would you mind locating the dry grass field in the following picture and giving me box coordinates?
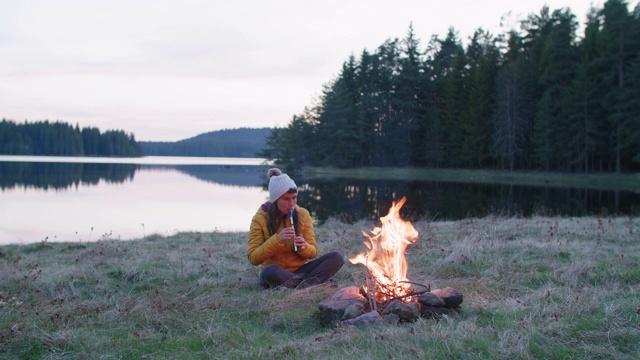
[1,214,639,359]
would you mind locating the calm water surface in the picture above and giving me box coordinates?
[1,155,638,245]
[0,156,270,244]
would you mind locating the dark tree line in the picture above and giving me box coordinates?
[261,0,640,173]
[0,119,143,157]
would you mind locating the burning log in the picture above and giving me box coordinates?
[355,276,431,310]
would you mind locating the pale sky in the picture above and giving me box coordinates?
[0,0,615,142]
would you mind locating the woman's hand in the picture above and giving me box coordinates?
[293,236,307,251]
[278,227,295,242]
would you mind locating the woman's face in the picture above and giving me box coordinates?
[276,191,297,215]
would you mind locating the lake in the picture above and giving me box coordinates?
[1,155,638,245]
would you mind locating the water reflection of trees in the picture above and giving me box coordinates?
[169,165,268,187]
[1,163,270,191]
[295,179,639,224]
[0,162,138,190]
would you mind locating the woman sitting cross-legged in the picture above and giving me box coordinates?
[247,168,344,289]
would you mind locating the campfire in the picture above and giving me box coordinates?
[349,197,423,305]
[318,197,464,326]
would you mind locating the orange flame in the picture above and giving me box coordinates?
[349,197,419,302]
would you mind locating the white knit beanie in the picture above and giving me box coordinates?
[267,168,297,203]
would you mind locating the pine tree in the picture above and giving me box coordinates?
[367,38,402,166]
[533,8,579,171]
[429,28,467,167]
[314,56,364,167]
[493,31,529,171]
[461,29,499,168]
[621,3,640,169]
[597,0,635,172]
[396,24,425,166]
[564,8,606,173]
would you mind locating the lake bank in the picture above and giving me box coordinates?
[298,166,640,192]
[1,215,638,358]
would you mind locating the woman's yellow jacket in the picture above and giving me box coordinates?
[247,204,318,271]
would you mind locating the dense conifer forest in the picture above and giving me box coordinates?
[260,1,640,173]
[140,128,271,158]
[0,119,142,157]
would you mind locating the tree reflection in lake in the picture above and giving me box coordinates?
[164,165,267,187]
[0,162,268,190]
[294,178,639,224]
[0,161,138,190]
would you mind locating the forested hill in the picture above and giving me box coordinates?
[140,128,271,158]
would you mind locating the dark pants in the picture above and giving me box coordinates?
[259,251,344,289]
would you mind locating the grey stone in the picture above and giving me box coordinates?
[418,292,446,307]
[318,286,368,325]
[431,287,463,308]
[341,311,383,327]
[383,313,400,325]
[331,286,366,301]
[341,303,365,320]
[383,299,420,322]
